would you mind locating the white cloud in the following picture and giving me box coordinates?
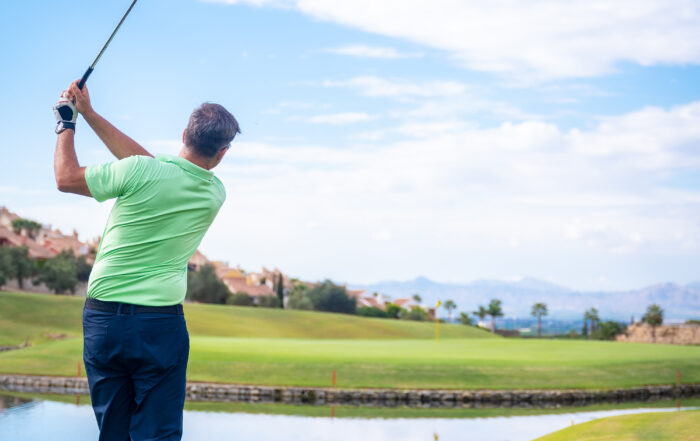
[325,45,423,59]
[306,112,377,124]
[193,101,700,287]
[205,0,700,80]
[323,76,468,99]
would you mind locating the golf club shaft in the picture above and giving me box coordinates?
[78,0,138,89]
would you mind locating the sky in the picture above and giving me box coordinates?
[1,0,700,291]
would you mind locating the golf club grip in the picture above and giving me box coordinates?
[77,67,94,90]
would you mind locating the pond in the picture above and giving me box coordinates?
[0,393,697,441]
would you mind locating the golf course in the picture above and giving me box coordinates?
[1,291,699,390]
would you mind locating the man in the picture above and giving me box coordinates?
[53,80,239,441]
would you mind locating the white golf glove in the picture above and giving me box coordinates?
[53,92,77,134]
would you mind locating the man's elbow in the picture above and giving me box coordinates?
[56,177,71,193]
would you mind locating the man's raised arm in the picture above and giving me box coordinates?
[68,80,153,160]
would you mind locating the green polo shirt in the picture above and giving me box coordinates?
[84,153,225,306]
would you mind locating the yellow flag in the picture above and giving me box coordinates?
[436,300,442,308]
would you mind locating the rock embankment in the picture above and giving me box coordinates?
[617,323,700,345]
[1,374,699,409]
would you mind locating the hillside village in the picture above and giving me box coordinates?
[0,206,428,315]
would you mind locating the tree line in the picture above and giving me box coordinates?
[0,246,91,294]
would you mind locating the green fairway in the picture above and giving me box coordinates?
[1,336,698,389]
[0,291,493,346]
[1,291,699,390]
[533,410,700,441]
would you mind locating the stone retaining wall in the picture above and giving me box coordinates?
[617,323,700,345]
[1,374,698,409]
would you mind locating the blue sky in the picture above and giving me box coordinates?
[1,0,700,290]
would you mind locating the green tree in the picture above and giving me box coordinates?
[0,247,11,286]
[385,303,404,319]
[642,304,664,343]
[473,305,488,326]
[402,305,429,321]
[487,299,504,332]
[412,293,422,303]
[307,280,356,314]
[11,218,42,238]
[357,306,388,318]
[443,300,457,321]
[75,255,92,282]
[35,250,78,294]
[257,295,281,308]
[592,320,627,340]
[531,302,548,337]
[227,292,254,306]
[287,282,313,310]
[2,246,37,289]
[584,308,600,337]
[459,312,473,326]
[186,263,230,304]
[275,273,285,309]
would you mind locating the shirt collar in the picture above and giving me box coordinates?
[156,154,214,181]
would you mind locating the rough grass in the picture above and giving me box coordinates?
[532,410,700,441]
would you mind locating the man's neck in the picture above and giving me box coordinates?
[179,148,213,170]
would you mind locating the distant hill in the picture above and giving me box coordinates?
[351,277,700,320]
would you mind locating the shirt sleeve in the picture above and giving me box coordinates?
[85,155,145,202]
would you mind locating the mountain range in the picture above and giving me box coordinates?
[350,277,700,320]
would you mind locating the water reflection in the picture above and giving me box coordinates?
[0,394,697,441]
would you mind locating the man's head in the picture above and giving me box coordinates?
[182,103,240,169]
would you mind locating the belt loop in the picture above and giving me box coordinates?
[130,304,134,315]
[117,303,123,315]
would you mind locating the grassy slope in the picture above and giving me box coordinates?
[1,291,699,390]
[533,410,700,441]
[0,291,493,345]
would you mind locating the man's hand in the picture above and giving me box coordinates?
[53,91,78,134]
[68,80,94,116]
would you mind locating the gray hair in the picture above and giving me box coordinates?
[184,103,241,158]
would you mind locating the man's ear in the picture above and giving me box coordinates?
[216,146,229,163]
[182,129,186,144]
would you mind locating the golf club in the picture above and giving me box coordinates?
[77,0,139,90]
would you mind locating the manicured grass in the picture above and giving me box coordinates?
[532,410,700,441]
[2,291,699,390]
[1,336,698,390]
[0,291,494,346]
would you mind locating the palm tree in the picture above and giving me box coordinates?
[642,304,664,343]
[473,305,488,327]
[412,293,422,304]
[487,299,504,332]
[444,300,456,321]
[458,312,473,326]
[584,308,600,337]
[531,302,548,337]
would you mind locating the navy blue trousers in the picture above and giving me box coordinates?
[82,300,189,441]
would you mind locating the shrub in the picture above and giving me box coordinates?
[186,263,230,304]
[257,295,281,308]
[357,306,388,318]
[227,292,254,306]
[35,250,78,294]
[593,321,627,340]
[307,280,356,314]
[385,303,404,319]
[402,306,430,321]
